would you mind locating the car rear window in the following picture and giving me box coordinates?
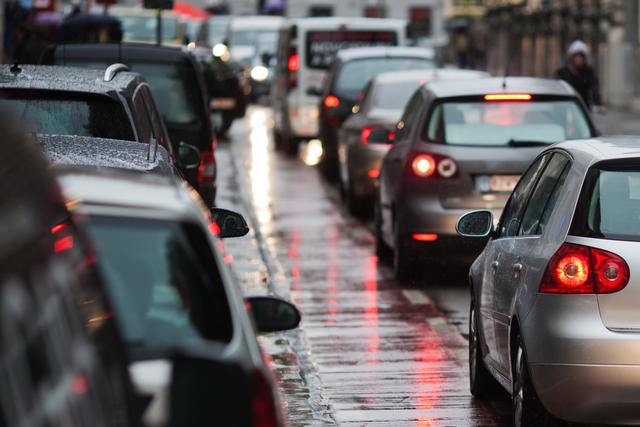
[86,216,234,355]
[335,58,434,99]
[572,163,640,241]
[0,91,135,141]
[424,99,592,146]
[306,30,398,69]
[372,80,422,110]
[115,14,179,43]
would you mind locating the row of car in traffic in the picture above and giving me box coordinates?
[297,32,640,426]
[0,40,300,427]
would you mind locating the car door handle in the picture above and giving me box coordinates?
[491,260,499,269]
[513,263,523,272]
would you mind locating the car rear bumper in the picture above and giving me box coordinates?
[523,294,640,424]
[346,144,389,199]
[530,363,640,424]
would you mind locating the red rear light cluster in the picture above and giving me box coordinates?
[287,47,299,90]
[360,126,394,145]
[250,370,279,427]
[540,243,630,294]
[409,153,458,179]
[198,150,215,184]
[324,95,340,108]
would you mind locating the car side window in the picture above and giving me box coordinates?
[132,88,152,144]
[141,86,170,152]
[395,92,423,140]
[496,154,550,238]
[536,161,570,235]
[519,154,570,236]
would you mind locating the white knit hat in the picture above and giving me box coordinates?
[567,40,589,58]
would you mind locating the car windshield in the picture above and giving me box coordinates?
[424,100,592,146]
[116,14,179,43]
[335,58,435,99]
[0,92,135,140]
[372,80,421,110]
[86,216,233,353]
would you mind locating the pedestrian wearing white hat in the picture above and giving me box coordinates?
[555,40,605,112]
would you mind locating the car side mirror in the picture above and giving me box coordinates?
[247,296,301,334]
[456,210,493,237]
[177,142,201,170]
[210,208,249,238]
[306,87,323,97]
[368,128,393,145]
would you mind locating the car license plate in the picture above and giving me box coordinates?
[476,175,520,193]
[211,98,236,110]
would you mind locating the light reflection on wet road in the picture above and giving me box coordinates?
[221,107,511,426]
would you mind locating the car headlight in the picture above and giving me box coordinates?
[212,43,230,62]
[250,65,269,82]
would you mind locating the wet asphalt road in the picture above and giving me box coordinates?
[217,107,512,426]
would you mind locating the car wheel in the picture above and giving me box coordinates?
[512,335,563,427]
[469,297,501,398]
[374,198,392,262]
[218,112,234,137]
[346,181,368,217]
[273,128,283,151]
[284,135,298,157]
[393,232,414,281]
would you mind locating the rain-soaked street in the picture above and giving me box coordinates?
[216,107,512,426]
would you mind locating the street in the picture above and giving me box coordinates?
[216,107,511,426]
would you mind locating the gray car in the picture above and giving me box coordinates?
[337,68,487,215]
[374,77,597,280]
[457,136,640,426]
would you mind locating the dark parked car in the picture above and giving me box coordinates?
[45,43,218,206]
[57,168,301,427]
[0,64,203,191]
[375,77,597,280]
[318,46,438,178]
[0,110,137,427]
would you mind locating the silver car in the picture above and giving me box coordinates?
[337,68,487,215]
[457,136,640,426]
[374,77,597,280]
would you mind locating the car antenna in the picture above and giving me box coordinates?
[9,63,21,75]
[502,39,513,90]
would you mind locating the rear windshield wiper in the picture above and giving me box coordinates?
[507,139,551,147]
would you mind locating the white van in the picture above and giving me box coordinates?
[272,17,407,155]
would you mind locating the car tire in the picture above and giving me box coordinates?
[218,113,234,137]
[273,128,283,151]
[284,136,298,157]
[469,296,501,398]
[346,181,368,217]
[374,199,392,262]
[512,335,564,427]
[393,232,414,281]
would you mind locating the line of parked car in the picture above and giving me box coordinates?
[267,14,640,427]
[0,34,302,427]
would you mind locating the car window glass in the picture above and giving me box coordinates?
[396,92,423,140]
[132,90,152,144]
[497,154,549,238]
[537,163,570,235]
[141,86,169,150]
[87,216,233,354]
[519,154,570,236]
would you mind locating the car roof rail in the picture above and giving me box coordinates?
[103,63,129,82]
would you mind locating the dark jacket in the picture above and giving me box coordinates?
[555,64,602,108]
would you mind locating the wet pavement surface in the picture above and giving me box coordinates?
[217,107,511,426]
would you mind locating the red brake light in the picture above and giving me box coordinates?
[367,169,380,179]
[411,154,436,177]
[540,243,629,294]
[484,93,532,101]
[324,95,340,108]
[198,150,215,184]
[287,53,299,72]
[361,127,372,144]
[388,132,395,142]
[412,233,438,242]
[251,370,278,427]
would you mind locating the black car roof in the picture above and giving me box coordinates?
[0,64,142,95]
[52,43,193,64]
[38,134,173,176]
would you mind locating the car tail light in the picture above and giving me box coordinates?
[540,243,629,294]
[324,95,340,108]
[412,233,438,242]
[484,93,532,101]
[198,150,215,184]
[409,152,458,179]
[251,370,278,427]
[361,127,373,144]
[367,169,379,179]
[287,47,299,90]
